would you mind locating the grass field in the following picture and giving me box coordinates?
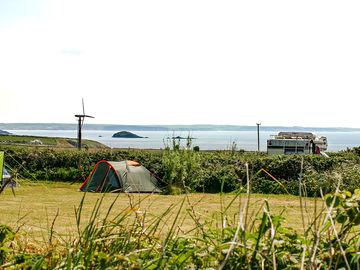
[0,134,108,148]
[0,181,323,244]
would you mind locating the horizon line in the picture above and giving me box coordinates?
[1,123,360,130]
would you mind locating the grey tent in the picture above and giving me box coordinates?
[80,160,161,193]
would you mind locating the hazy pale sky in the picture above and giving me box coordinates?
[0,0,359,127]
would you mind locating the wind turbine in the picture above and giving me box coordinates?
[74,99,94,150]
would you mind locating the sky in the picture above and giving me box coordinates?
[0,0,359,127]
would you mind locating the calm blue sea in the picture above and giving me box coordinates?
[6,129,360,152]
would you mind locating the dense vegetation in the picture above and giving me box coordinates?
[2,143,360,196]
[2,186,360,268]
[2,142,360,268]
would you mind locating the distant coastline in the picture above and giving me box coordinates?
[0,129,11,135]
[0,123,359,132]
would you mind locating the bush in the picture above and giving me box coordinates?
[2,146,360,195]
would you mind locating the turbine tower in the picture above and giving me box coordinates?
[74,99,94,150]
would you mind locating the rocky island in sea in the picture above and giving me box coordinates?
[112,131,148,138]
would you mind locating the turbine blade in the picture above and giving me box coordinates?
[82,98,85,115]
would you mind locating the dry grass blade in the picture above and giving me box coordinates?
[256,168,290,195]
[219,163,251,270]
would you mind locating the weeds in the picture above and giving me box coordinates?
[3,144,360,268]
[2,163,360,269]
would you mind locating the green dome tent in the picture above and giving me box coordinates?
[80,160,161,193]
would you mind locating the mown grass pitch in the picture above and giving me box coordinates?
[0,181,322,243]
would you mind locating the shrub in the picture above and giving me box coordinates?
[162,138,203,193]
[2,146,360,195]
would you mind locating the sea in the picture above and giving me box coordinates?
[6,129,360,152]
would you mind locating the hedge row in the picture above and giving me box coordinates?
[2,146,360,196]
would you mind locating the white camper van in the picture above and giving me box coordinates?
[267,132,327,155]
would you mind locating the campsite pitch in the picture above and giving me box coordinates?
[0,181,322,241]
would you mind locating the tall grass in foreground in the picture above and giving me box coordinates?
[2,168,360,269]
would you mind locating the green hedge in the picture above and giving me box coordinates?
[2,146,360,196]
